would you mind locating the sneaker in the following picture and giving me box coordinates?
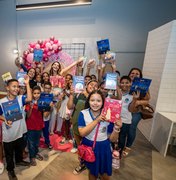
[0,162,4,175]
[36,154,44,161]
[73,164,86,175]
[30,158,37,166]
[8,170,18,180]
[16,160,30,167]
[70,147,78,153]
[59,138,68,145]
[47,144,53,150]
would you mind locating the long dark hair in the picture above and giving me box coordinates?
[49,61,61,76]
[128,68,143,78]
[85,90,105,110]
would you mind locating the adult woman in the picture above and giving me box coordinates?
[123,68,150,156]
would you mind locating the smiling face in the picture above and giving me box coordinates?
[89,93,103,112]
[52,62,61,73]
[86,81,98,94]
[28,68,36,79]
[42,72,49,82]
[120,78,131,93]
[7,81,19,97]
[129,69,141,81]
[32,89,41,101]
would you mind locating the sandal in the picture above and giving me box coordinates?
[122,147,131,157]
[36,154,44,161]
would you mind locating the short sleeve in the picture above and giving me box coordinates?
[78,112,86,127]
[107,122,114,134]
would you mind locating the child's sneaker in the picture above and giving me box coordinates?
[73,164,86,175]
[70,147,78,153]
[47,144,53,150]
[59,138,68,145]
[0,162,4,175]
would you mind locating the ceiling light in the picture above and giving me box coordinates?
[16,0,92,11]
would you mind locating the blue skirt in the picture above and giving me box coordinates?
[82,138,112,177]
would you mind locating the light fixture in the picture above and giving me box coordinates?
[16,0,92,11]
[13,49,19,54]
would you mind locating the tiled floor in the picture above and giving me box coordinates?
[1,130,176,180]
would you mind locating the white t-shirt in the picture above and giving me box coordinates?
[0,95,27,142]
[78,108,113,141]
[121,93,133,124]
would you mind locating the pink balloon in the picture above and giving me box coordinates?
[29,48,34,53]
[58,41,62,46]
[26,53,34,63]
[58,46,62,51]
[47,52,51,56]
[54,39,58,44]
[37,40,43,44]
[43,53,47,58]
[50,41,54,45]
[45,42,51,48]
[49,46,53,51]
[35,44,40,49]
[50,36,55,41]
[53,44,58,50]
[29,43,35,48]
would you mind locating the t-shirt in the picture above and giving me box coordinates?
[121,93,133,124]
[0,95,27,142]
[78,108,114,141]
[25,103,44,130]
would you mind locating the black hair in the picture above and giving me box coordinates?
[84,75,92,80]
[32,85,41,92]
[27,68,36,80]
[43,81,52,87]
[128,68,143,78]
[6,79,18,86]
[120,76,132,83]
[85,90,105,110]
[66,73,73,80]
[115,70,121,77]
[49,61,61,76]
[91,74,97,80]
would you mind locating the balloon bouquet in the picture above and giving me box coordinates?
[21,36,76,74]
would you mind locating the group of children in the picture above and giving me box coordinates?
[0,55,150,180]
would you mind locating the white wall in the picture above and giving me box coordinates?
[0,0,18,90]
[138,20,176,140]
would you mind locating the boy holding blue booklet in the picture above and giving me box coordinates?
[0,77,32,180]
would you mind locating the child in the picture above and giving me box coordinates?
[0,77,32,179]
[59,74,73,144]
[117,76,137,157]
[78,90,122,180]
[42,82,53,149]
[25,86,44,166]
[0,118,4,175]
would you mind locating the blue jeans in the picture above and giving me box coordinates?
[126,112,142,148]
[27,130,41,159]
[42,121,50,145]
[118,123,130,154]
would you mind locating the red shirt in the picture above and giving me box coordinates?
[25,103,44,130]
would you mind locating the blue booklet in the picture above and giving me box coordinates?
[38,93,53,111]
[104,73,118,90]
[2,99,23,122]
[97,39,110,54]
[34,49,43,62]
[16,71,27,86]
[73,76,85,93]
[129,77,152,97]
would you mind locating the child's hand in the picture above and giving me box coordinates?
[50,102,54,108]
[24,75,30,85]
[5,120,13,127]
[70,86,75,95]
[96,114,106,123]
[114,117,122,129]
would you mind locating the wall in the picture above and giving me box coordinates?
[0,0,18,90]
[16,0,176,75]
[138,20,176,140]
[1,0,176,90]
